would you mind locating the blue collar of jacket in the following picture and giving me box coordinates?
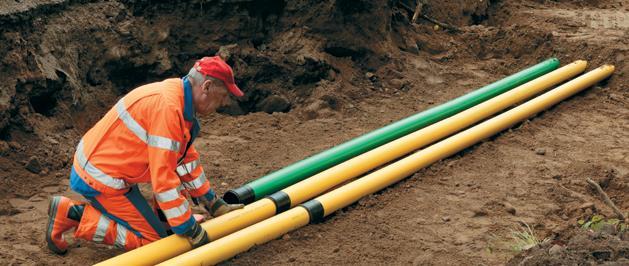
[182,76,200,147]
[182,76,195,122]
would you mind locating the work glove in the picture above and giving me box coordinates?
[207,197,245,217]
[182,221,209,249]
[196,194,244,217]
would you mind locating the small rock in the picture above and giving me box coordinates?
[577,202,594,210]
[258,95,290,114]
[8,141,21,150]
[403,38,419,54]
[288,257,296,262]
[472,208,488,217]
[42,186,59,193]
[327,69,336,81]
[216,44,238,61]
[592,250,612,260]
[29,195,45,202]
[453,234,471,245]
[155,28,170,42]
[535,148,546,155]
[414,218,426,224]
[25,156,42,174]
[503,202,517,215]
[281,234,291,240]
[64,120,74,129]
[320,94,339,110]
[599,223,617,235]
[551,224,565,235]
[389,79,404,90]
[46,136,59,145]
[0,141,9,154]
[220,182,228,186]
[441,216,451,222]
[365,72,375,79]
[548,244,563,255]
[584,208,593,216]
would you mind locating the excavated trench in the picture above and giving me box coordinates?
[2,0,529,144]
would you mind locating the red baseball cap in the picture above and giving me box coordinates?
[193,56,244,97]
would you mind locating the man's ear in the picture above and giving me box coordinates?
[202,79,213,93]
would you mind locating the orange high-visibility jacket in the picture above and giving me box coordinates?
[72,77,212,234]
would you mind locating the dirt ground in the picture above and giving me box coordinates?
[0,0,627,265]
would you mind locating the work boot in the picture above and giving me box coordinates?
[46,196,84,255]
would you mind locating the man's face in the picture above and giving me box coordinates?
[194,79,231,116]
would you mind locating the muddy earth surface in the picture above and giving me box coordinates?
[0,0,627,265]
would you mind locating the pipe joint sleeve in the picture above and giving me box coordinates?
[266,191,291,214]
[300,200,324,224]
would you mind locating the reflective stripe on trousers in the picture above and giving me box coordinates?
[92,214,128,248]
[114,224,128,248]
[93,215,110,242]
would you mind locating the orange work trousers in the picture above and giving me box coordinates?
[71,167,169,250]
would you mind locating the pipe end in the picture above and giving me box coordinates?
[601,64,615,72]
[223,185,255,204]
[573,60,588,68]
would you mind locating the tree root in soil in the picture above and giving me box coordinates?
[586,178,626,222]
[397,1,462,32]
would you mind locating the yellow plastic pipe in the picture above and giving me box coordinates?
[96,61,587,266]
[158,64,614,265]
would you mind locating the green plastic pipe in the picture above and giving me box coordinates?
[224,58,560,204]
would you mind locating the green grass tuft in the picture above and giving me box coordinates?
[509,223,548,252]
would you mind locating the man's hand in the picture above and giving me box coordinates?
[206,197,244,217]
[182,222,209,249]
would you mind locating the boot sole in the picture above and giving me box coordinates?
[46,196,68,255]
